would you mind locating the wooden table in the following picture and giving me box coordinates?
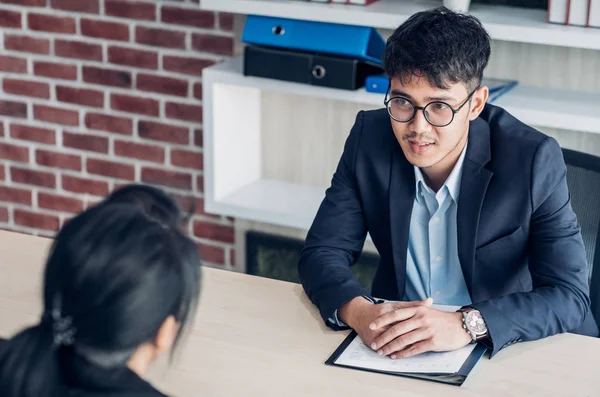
[1,230,599,397]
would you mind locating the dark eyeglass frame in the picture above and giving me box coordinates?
[384,85,479,127]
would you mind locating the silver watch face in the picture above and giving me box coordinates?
[465,311,487,334]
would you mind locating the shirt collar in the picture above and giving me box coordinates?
[414,140,468,203]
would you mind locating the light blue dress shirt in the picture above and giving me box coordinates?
[404,143,471,306]
[329,143,471,326]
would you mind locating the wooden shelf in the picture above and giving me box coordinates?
[200,0,600,51]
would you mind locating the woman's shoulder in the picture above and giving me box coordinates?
[60,348,172,397]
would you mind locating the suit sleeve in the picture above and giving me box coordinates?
[298,111,372,330]
[471,136,591,357]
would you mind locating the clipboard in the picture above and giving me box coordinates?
[326,331,488,386]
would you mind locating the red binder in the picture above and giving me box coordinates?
[587,0,600,27]
[313,0,379,4]
[549,0,592,25]
[348,0,379,4]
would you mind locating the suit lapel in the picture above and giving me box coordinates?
[389,141,416,300]
[457,118,493,296]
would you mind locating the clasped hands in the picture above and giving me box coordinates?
[338,296,472,359]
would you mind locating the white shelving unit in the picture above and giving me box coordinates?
[203,57,331,231]
[200,0,600,50]
[202,57,600,231]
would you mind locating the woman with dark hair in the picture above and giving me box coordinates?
[0,184,202,397]
[102,183,193,229]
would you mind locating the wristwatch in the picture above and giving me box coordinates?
[458,307,488,344]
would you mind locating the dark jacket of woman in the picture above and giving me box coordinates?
[0,338,168,397]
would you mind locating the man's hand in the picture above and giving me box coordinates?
[338,297,433,350]
[369,306,472,359]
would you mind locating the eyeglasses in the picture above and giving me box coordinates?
[384,86,478,127]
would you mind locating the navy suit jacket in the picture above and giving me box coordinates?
[298,104,599,357]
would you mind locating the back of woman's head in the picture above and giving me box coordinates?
[0,194,202,397]
[102,183,193,229]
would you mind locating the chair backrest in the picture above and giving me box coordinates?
[562,148,600,327]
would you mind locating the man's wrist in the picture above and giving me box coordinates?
[453,312,474,345]
[338,296,373,328]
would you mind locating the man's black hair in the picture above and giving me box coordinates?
[383,6,491,91]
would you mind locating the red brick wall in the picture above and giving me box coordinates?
[0,0,236,268]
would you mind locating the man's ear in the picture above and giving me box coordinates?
[155,315,179,354]
[468,86,489,121]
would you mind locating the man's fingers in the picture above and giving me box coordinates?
[378,329,429,357]
[373,298,433,318]
[392,339,434,359]
[370,319,420,351]
[370,299,432,330]
[369,307,418,330]
[393,297,433,309]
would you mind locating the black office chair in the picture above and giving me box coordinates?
[562,148,600,327]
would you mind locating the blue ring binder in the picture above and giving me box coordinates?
[241,15,386,64]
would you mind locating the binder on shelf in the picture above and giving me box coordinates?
[307,0,380,3]
[485,78,518,102]
[548,0,568,24]
[568,0,589,26]
[328,0,380,4]
[589,0,600,27]
[243,45,384,91]
[241,15,386,64]
[348,0,379,4]
[365,74,388,94]
[365,74,518,104]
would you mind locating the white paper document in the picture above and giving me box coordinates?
[334,304,476,374]
[334,334,477,374]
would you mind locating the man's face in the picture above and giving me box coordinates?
[387,75,486,171]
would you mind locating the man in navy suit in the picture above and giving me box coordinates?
[298,7,599,359]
